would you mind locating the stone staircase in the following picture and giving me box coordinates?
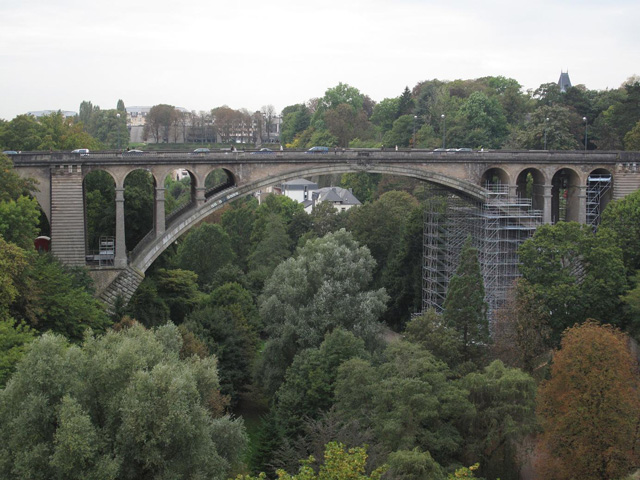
[50,165,86,266]
[99,266,145,314]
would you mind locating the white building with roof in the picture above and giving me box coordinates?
[281,178,319,203]
[309,187,362,213]
[279,179,362,213]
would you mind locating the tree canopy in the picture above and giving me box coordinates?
[0,323,246,480]
[536,321,640,480]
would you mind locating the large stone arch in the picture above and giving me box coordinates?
[515,167,546,212]
[131,164,489,272]
[83,168,117,261]
[480,167,511,193]
[551,167,581,223]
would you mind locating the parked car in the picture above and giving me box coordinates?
[305,146,329,154]
[251,148,274,154]
[71,148,90,156]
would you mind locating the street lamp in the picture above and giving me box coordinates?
[441,114,446,149]
[544,117,549,150]
[116,113,121,151]
[583,117,588,151]
[412,115,417,148]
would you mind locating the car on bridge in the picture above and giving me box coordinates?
[71,148,90,156]
[123,149,146,155]
[191,148,210,154]
[251,148,274,154]
[305,146,330,154]
[2,150,18,155]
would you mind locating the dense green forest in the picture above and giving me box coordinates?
[1,74,640,479]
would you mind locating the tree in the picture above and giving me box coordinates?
[335,341,473,466]
[324,104,371,147]
[221,199,258,269]
[257,229,388,396]
[0,195,40,249]
[0,154,37,202]
[154,268,201,323]
[125,277,171,327]
[11,253,110,341]
[237,442,387,480]
[601,188,640,272]
[382,115,414,147]
[611,81,640,139]
[443,236,488,367]
[143,104,177,143]
[347,190,418,280]
[247,213,292,292]
[518,222,627,342]
[456,91,508,148]
[0,237,28,321]
[536,321,640,480]
[0,318,35,387]
[308,201,347,238]
[396,86,415,117]
[624,119,640,150]
[183,303,256,407]
[505,104,583,150]
[175,223,236,288]
[404,309,463,368]
[280,104,311,145]
[251,194,304,247]
[370,97,400,132]
[339,172,381,204]
[0,323,246,480]
[273,329,367,438]
[460,361,537,480]
[491,279,551,373]
[386,448,444,480]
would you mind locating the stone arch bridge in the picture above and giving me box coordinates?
[11,149,640,308]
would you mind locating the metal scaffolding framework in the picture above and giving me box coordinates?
[422,185,542,319]
[586,173,612,228]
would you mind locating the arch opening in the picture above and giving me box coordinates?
[551,168,580,223]
[204,168,235,200]
[164,168,194,220]
[481,168,510,194]
[516,168,545,212]
[83,170,116,265]
[124,169,156,251]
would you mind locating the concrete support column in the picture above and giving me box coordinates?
[115,187,127,267]
[508,184,518,198]
[155,187,166,237]
[543,184,553,224]
[195,186,206,207]
[577,185,587,224]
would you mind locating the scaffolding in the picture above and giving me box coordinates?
[422,185,542,319]
[586,174,612,229]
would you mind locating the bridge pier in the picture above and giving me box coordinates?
[577,185,587,225]
[542,185,553,224]
[114,187,127,268]
[195,186,206,207]
[154,187,166,236]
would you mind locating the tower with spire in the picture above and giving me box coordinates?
[558,71,572,92]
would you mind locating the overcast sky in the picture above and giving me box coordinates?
[1,0,638,120]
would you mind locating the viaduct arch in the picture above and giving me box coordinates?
[10,149,640,308]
